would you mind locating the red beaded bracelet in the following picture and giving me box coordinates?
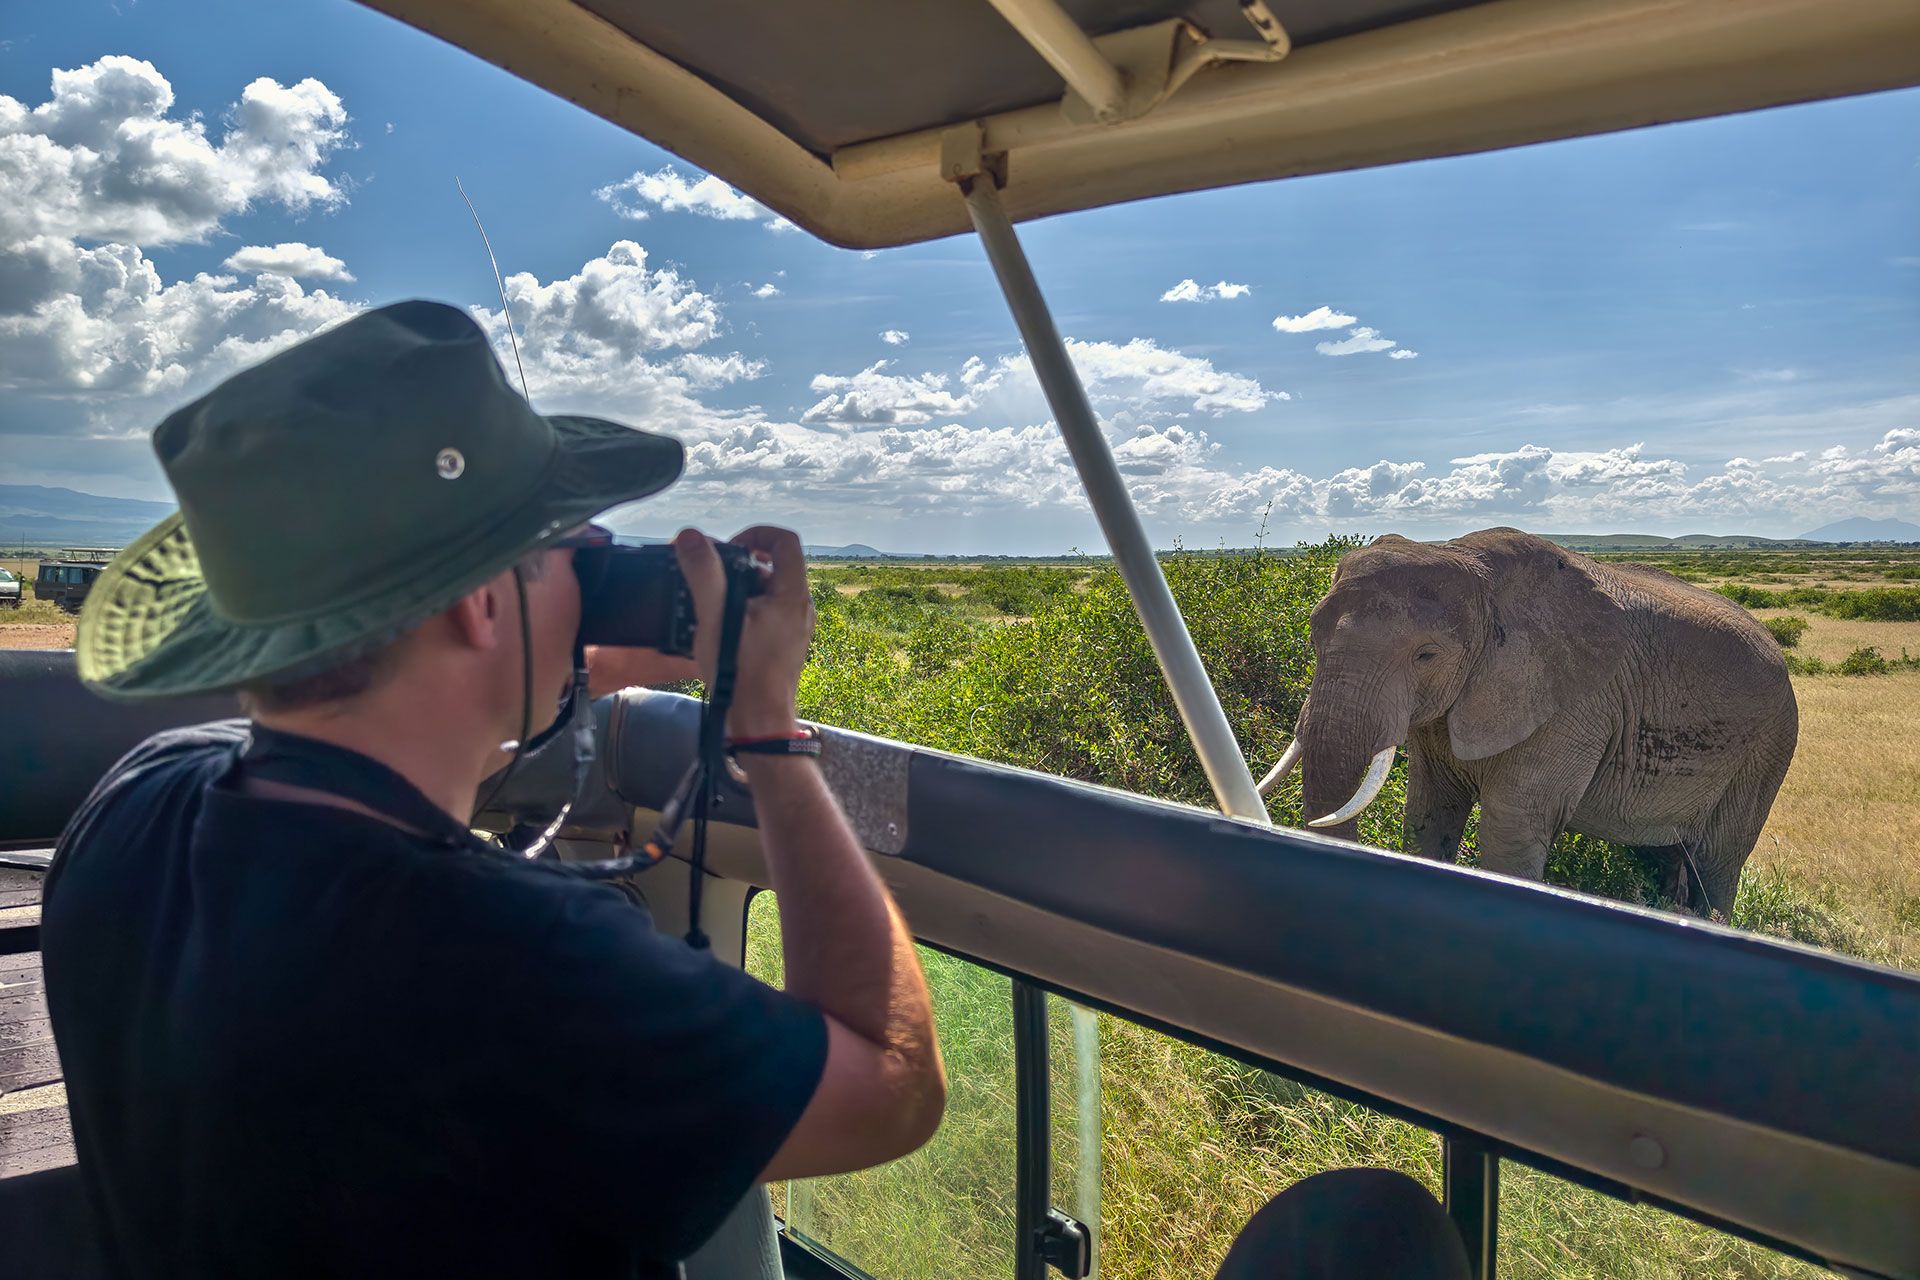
[724,727,822,757]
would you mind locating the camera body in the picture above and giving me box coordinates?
[573,542,766,656]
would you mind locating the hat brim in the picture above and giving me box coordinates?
[78,415,683,701]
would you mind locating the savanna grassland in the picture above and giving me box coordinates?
[742,541,1920,1280]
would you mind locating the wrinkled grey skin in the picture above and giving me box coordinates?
[1297,528,1797,917]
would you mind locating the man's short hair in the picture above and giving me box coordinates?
[236,547,555,716]
[238,645,397,715]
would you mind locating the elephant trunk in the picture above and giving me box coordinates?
[1297,671,1410,841]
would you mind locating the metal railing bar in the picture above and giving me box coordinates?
[960,177,1270,824]
[1013,979,1053,1280]
[1443,1133,1499,1279]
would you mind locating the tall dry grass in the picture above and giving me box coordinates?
[1754,668,1920,968]
[1750,608,1920,664]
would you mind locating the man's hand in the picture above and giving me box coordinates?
[672,526,815,737]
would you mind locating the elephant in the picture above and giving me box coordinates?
[1259,528,1797,917]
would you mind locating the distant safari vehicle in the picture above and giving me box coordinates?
[0,568,20,609]
[33,550,117,615]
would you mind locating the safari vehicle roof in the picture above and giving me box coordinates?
[356,0,1920,248]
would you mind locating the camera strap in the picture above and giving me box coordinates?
[564,562,754,952]
[682,565,752,950]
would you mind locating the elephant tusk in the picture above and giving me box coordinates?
[1256,737,1304,797]
[1308,746,1397,828]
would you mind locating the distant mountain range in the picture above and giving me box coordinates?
[1544,519,1920,551]
[1542,532,1823,551]
[6,485,1915,557]
[0,485,911,558]
[1795,517,1920,543]
[0,485,176,548]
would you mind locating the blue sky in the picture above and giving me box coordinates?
[2,0,1916,553]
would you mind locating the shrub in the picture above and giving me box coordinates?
[1838,646,1891,676]
[1542,832,1664,904]
[1820,587,1920,621]
[1713,583,1779,608]
[1762,614,1808,648]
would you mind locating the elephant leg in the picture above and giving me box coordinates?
[1468,804,1559,883]
[1403,739,1473,863]
[1472,765,1589,884]
[1692,748,1793,920]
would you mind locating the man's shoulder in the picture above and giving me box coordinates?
[113,718,252,775]
[86,719,249,816]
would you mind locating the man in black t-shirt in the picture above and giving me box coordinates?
[42,301,946,1278]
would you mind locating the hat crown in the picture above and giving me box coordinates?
[154,301,553,624]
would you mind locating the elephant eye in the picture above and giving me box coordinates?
[1415,645,1440,663]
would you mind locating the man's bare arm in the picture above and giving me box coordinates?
[672,526,945,1180]
[745,754,944,1179]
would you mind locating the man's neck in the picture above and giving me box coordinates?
[249,702,495,823]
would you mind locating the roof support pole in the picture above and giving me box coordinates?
[961,176,1270,823]
[981,0,1128,122]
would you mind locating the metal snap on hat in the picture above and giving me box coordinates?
[77,300,684,700]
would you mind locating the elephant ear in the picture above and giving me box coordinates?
[1448,531,1627,762]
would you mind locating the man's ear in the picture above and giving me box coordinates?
[446,578,505,652]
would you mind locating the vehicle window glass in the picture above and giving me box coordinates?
[745,891,1017,1278]
[1497,1163,1826,1279]
[1085,1019,1439,1279]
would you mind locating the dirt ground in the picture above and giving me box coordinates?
[0,622,76,650]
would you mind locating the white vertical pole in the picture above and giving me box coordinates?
[962,178,1270,823]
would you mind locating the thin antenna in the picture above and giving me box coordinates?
[456,176,530,400]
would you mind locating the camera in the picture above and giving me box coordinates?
[572,541,768,656]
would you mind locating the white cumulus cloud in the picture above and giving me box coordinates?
[222,242,354,281]
[1161,279,1251,303]
[751,282,780,298]
[1388,348,1419,360]
[0,244,357,396]
[1316,326,1399,356]
[0,58,359,403]
[676,351,767,389]
[596,166,791,232]
[1272,306,1357,333]
[0,56,349,250]
[802,361,974,427]
[880,329,909,345]
[469,240,724,403]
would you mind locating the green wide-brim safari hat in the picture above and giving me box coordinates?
[78,300,684,700]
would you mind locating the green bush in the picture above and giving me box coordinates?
[1542,832,1664,904]
[1820,586,1920,621]
[1762,614,1808,648]
[1713,582,1780,608]
[1838,645,1892,675]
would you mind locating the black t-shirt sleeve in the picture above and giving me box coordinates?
[476,878,826,1258]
